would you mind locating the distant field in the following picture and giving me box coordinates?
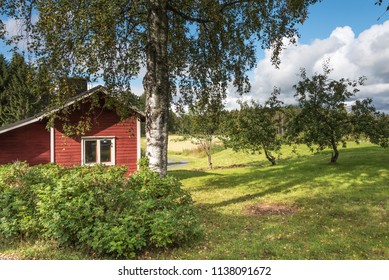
[142,135,224,154]
[141,135,199,155]
[166,137,373,170]
[168,135,199,152]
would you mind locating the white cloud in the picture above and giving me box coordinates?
[229,20,389,112]
[3,15,39,53]
[4,18,23,37]
[131,83,144,96]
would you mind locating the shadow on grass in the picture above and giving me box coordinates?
[169,169,223,180]
[207,184,291,209]
[171,145,389,210]
[148,189,388,259]
[143,145,389,260]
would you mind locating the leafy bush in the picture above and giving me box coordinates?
[0,162,64,238]
[0,162,31,238]
[0,162,201,259]
[129,168,201,248]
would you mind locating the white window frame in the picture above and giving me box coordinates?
[81,136,116,166]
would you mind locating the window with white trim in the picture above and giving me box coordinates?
[81,137,115,165]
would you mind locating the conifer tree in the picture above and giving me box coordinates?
[0,53,50,126]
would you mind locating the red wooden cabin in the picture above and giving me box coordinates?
[0,86,144,174]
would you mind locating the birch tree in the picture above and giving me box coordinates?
[1,0,318,176]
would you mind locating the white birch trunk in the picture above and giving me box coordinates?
[143,0,169,176]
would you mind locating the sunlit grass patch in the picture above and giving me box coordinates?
[156,142,389,260]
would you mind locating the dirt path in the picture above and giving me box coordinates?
[167,158,189,170]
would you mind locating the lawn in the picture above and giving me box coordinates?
[140,140,388,260]
[1,139,388,259]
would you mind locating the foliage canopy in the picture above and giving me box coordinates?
[288,64,367,163]
[222,88,283,165]
[0,0,319,175]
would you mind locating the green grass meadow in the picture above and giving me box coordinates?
[1,138,388,260]
[144,139,388,260]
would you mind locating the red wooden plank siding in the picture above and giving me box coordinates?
[0,121,50,165]
[54,108,139,173]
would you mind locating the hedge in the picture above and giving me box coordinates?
[0,161,202,259]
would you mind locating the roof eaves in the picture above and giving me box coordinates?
[98,86,145,120]
[0,85,145,134]
[0,86,104,135]
[0,114,47,134]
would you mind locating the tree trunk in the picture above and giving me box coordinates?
[200,140,213,169]
[263,146,276,165]
[330,138,339,163]
[330,149,339,163]
[143,0,169,176]
[206,140,213,169]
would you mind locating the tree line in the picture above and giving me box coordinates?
[175,65,389,168]
[0,53,50,126]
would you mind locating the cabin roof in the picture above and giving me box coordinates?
[0,85,145,135]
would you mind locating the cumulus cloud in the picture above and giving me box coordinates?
[228,20,389,112]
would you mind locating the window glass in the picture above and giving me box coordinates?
[85,140,97,163]
[100,139,112,163]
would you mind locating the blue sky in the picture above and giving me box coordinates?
[232,0,389,112]
[2,1,389,110]
[298,0,385,43]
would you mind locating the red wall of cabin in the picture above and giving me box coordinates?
[0,121,50,165]
[54,108,139,174]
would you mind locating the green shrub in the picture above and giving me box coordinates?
[0,162,201,259]
[0,162,60,238]
[36,165,128,245]
[129,168,202,248]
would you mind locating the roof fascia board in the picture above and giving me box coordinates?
[0,86,104,135]
[0,85,145,135]
[0,116,45,134]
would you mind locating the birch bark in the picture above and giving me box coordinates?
[143,0,169,176]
